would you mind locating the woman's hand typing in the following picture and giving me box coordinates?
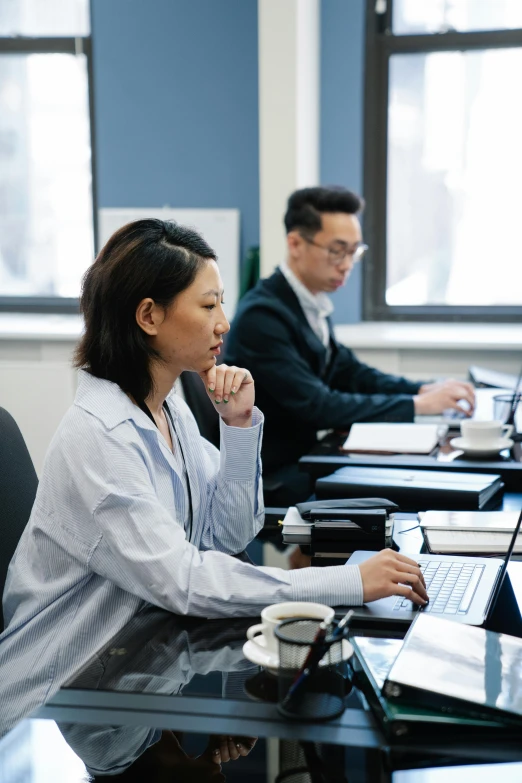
[357,549,428,606]
[200,364,255,428]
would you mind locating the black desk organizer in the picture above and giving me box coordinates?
[275,618,350,722]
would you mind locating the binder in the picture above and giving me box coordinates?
[382,614,522,726]
[316,467,504,511]
[350,635,515,740]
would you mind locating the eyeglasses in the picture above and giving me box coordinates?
[301,235,369,267]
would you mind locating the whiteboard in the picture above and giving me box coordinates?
[98,208,240,318]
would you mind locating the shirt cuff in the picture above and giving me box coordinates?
[219,407,264,481]
[288,564,364,607]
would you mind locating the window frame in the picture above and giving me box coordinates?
[0,32,97,313]
[362,0,522,322]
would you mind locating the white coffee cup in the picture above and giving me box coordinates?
[246,601,335,654]
[460,419,513,447]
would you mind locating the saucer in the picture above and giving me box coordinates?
[242,637,354,673]
[449,436,514,456]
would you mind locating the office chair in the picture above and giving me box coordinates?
[179,371,220,448]
[0,407,38,629]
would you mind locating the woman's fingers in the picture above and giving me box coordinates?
[219,737,231,763]
[201,365,252,404]
[204,365,217,393]
[227,738,240,761]
[394,581,428,607]
[393,569,429,603]
[222,368,248,401]
[235,737,257,756]
[359,549,429,604]
[395,553,426,588]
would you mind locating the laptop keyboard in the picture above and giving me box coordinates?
[393,561,485,615]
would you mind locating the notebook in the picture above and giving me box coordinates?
[419,510,522,532]
[342,423,447,455]
[419,510,522,554]
[383,614,522,725]
[423,529,522,555]
[316,466,504,511]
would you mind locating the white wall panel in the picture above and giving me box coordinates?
[0,362,76,476]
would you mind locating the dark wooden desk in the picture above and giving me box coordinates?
[300,432,522,490]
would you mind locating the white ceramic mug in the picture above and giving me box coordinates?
[246,601,335,654]
[460,419,513,447]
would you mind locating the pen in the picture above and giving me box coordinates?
[281,612,354,708]
[330,609,354,641]
[281,620,331,707]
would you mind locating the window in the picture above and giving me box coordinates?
[0,0,94,312]
[363,0,522,321]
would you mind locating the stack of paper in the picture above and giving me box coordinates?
[281,506,312,541]
[342,423,447,455]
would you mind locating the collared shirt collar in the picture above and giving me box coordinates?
[75,369,179,432]
[280,262,334,321]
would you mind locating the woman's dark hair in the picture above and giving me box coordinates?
[74,218,216,402]
[284,186,364,236]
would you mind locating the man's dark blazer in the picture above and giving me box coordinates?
[225,269,421,474]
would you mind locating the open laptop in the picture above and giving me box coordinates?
[415,386,515,425]
[346,508,522,629]
[416,361,522,426]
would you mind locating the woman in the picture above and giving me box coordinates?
[2,219,426,638]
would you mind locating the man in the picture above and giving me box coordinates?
[225,186,475,506]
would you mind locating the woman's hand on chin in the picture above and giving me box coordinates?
[200,364,255,428]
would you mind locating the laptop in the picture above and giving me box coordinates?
[415,386,514,425]
[416,361,522,426]
[346,508,522,629]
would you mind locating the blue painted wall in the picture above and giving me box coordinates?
[321,0,366,323]
[90,0,259,264]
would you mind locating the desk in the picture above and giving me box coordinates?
[0,603,517,780]
[300,432,522,491]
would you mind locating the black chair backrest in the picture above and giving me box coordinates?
[0,407,38,628]
[180,371,220,449]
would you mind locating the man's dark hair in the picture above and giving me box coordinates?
[284,186,364,235]
[74,219,216,403]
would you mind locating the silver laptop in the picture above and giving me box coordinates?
[415,387,515,425]
[346,508,522,628]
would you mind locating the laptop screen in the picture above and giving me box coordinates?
[487,507,522,617]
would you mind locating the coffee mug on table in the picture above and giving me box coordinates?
[460,419,513,447]
[246,602,335,654]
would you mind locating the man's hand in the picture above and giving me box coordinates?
[414,379,475,416]
[357,549,428,606]
[199,364,255,428]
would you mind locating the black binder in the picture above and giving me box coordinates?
[315,466,504,511]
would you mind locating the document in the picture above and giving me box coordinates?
[342,423,447,455]
[281,506,311,536]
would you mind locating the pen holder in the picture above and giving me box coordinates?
[274,618,348,721]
